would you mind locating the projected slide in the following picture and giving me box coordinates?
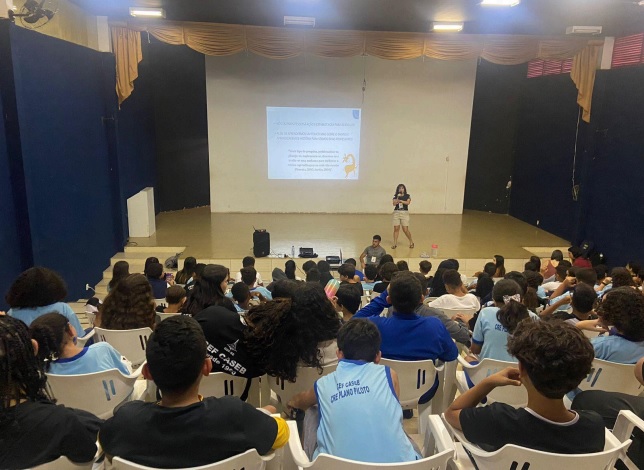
[267,107,361,180]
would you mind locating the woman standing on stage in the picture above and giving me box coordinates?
[391,183,414,249]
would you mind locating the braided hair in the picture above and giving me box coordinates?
[0,316,52,427]
[30,313,71,372]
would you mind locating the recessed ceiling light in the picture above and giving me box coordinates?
[284,16,316,27]
[481,0,520,6]
[431,22,464,32]
[129,7,166,18]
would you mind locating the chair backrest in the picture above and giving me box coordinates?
[32,456,94,469]
[379,358,438,408]
[199,372,249,399]
[47,368,138,419]
[458,357,528,407]
[269,364,337,407]
[110,448,272,470]
[84,311,96,327]
[154,299,166,307]
[451,424,631,470]
[284,417,454,470]
[94,327,153,368]
[578,358,642,396]
[156,312,180,322]
[440,307,478,317]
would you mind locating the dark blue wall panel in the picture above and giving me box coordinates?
[10,25,120,299]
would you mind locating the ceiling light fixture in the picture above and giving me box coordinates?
[284,16,316,27]
[431,22,464,32]
[129,7,166,18]
[480,0,520,6]
[566,25,603,35]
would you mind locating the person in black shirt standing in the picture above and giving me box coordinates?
[392,184,414,249]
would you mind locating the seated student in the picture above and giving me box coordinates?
[185,262,206,293]
[540,283,597,325]
[30,313,130,375]
[99,274,157,330]
[428,269,480,311]
[362,264,378,292]
[334,284,362,323]
[157,285,187,313]
[522,270,544,310]
[175,256,197,285]
[108,260,130,293]
[353,271,458,404]
[241,267,273,300]
[231,282,252,313]
[418,260,433,283]
[317,261,334,286]
[99,315,288,468]
[345,258,364,281]
[288,320,421,463]
[541,249,564,281]
[470,280,538,362]
[145,262,169,299]
[569,245,592,268]
[6,267,84,335]
[372,262,398,294]
[598,267,634,298]
[302,260,317,275]
[271,279,299,300]
[284,260,303,281]
[572,356,644,469]
[542,264,568,294]
[548,267,598,310]
[234,256,263,287]
[446,319,605,454]
[0,316,101,468]
[396,260,410,271]
[587,287,644,363]
[306,268,322,283]
[338,263,364,296]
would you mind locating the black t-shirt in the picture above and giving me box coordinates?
[460,402,605,454]
[0,400,101,468]
[100,397,277,468]
[341,280,364,296]
[373,281,390,294]
[393,193,410,211]
[195,306,264,378]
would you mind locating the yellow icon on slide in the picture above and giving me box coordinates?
[343,154,357,178]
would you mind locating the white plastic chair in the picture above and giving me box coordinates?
[32,456,94,469]
[94,327,153,368]
[612,410,644,470]
[84,311,96,327]
[199,372,249,399]
[109,448,274,470]
[156,312,180,322]
[47,365,145,419]
[76,328,95,347]
[444,413,635,470]
[379,358,448,435]
[456,357,528,407]
[282,416,455,470]
[578,358,643,396]
[268,364,337,408]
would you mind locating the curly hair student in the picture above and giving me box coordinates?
[99,274,156,330]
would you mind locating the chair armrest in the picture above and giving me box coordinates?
[76,329,95,347]
[424,414,456,457]
[613,410,644,443]
[286,420,313,468]
[457,355,473,369]
[127,361,146,379]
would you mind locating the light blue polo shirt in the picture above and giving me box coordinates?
[8,302,83,335]
[472,307,539,362]
[591,334,644,364]
[48,342,130,375]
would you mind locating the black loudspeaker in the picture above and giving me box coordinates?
[253,231,270,257]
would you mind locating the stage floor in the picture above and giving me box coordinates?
[129,207,569,261]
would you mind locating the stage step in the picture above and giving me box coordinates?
[124,245,185,254]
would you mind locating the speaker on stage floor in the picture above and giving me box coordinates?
[253,230,270,257]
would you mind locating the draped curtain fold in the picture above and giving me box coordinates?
[110,20,602,121]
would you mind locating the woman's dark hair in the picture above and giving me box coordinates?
[430,268,448,297]
[497,299,531,334]
[285,260,297,280]
[109,261,130,291]
[30,313,71,372]
[492,279,522,304]
[551,250,564,262]
[144,257,159,272]
[6,267,67,308]
[598,287,644,341]
[182,264,235,315]
[611,267,634,288]
[475,273,494,300]
[1,316,52,426]
[100,274,156,330]
[317,261,333,286]
[396,260,409,271]
[494,255,506,277]
[175,257,197,285]
[302,260,317,273]
[394,184,407,196]
[245,283,341,381]
[522,271,542,311]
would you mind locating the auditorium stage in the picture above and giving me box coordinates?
[128,206,568,270]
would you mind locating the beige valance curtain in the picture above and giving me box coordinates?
[110,20,602,121]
